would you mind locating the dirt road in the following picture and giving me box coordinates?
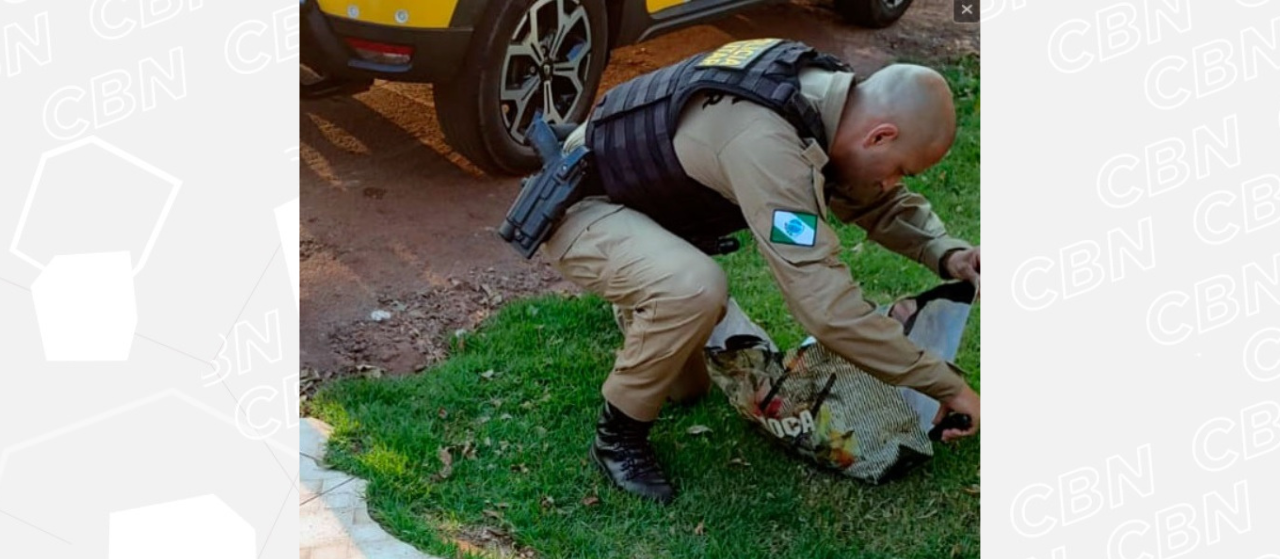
[300,0,978,385]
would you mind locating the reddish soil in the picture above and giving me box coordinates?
[299,0,978,392]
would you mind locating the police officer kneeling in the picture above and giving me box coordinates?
[500,39,982,504]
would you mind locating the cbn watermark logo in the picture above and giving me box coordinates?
[1193,174,1280,245]
[225,6,298,74]
[190,197,296,444]
[1012,217,1156,311]
[1192,400,1280,472]
[1011,445,1156,539]
[1096,114,1241,209]
[42,48,187,140]
[2,11,52,78]
[1243,327,1280,383]
[90,0,205,40]
[206,310,284,385]
[1105,481,1251,559]
[203,307,299,441]
[234,372,300,441]
[1011,444,1254,559]
[1145,16,1280,110]
[1048,0,1192,74]
[1145,252,1279,345]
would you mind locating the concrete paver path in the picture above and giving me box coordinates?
[301,418,442,559]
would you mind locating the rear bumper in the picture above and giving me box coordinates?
[302,1,473,83]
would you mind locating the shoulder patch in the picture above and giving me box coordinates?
[697,38,783,69]
[770,210,818,247]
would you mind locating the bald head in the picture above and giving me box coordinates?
[830,64,957,193]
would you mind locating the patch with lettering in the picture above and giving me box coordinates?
[696,38,783,69]
[770,210,818,247]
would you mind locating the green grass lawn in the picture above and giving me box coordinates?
[310,58,980,559]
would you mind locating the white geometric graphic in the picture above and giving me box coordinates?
[2,2,297,557]
[0,389,297,556]
[108,495,255,559]
[10,136,181,361]
[275,198,299,309]
[30,252,137,361]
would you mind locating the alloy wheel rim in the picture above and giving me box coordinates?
[499,0,593,145]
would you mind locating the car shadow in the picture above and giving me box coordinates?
[298,83,552,374]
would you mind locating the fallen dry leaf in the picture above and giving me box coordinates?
[437,447,453,480]
[454,540,483,556]
[729,457,751,467]
[693,521,705,535]
[686,425,712,436]
[438,407,448,419]
[581,496,599,507]
[479,369,496,381]
[483,509,503,520]
[963,484,980,495]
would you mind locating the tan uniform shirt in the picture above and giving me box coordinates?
[672,68,971,401]
[548,68,971,402]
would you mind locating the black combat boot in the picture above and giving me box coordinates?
[589,402,675,504]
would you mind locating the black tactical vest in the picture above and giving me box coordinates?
[584,39,849,242]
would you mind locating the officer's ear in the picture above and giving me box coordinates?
[863,123,899,148]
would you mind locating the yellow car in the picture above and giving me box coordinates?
[302,0,915,174]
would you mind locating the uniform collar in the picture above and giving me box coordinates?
[799,68,856,151]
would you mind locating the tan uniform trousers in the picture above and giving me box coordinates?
[544,197,726,422]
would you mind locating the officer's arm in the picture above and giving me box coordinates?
[828,187,971,278]
[710,128,967,402]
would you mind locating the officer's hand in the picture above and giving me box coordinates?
[946,246,981,296]
[934,385,980,442]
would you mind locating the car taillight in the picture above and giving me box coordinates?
[344,37,413,65]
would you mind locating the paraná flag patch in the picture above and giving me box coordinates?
[770,210,817,246]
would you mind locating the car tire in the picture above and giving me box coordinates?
[833,0,914,28]
[436,0,608,175]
